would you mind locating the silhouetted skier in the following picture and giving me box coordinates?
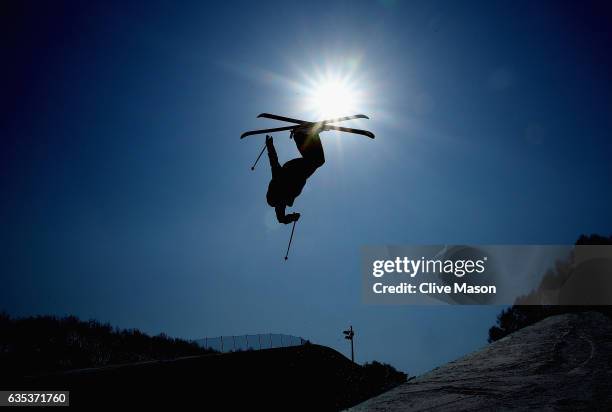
[265,129,325,224]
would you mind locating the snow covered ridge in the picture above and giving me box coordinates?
[348,312,612,411]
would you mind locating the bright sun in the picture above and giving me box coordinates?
[307,78,357,119]
[303,73,363,119]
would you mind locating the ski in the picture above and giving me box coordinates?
[257,113,369,125]
[241,113,374,139]
[322,125,375,139]
[240,125,299,139]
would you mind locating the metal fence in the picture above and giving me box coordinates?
[195,334,307,353]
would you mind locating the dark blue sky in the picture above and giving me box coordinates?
[2,0,611,374]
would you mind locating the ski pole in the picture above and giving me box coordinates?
[250,142,267,171]
[284,219,297,260]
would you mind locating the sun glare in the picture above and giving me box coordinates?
[300,68,366,120]
[307,78,357,119]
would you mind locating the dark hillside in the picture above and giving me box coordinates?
[14,343,406,410]
[0,314,214,378]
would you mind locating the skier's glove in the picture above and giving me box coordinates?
[288,213,300,223]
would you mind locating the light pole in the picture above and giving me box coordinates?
[343,325,355,363]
